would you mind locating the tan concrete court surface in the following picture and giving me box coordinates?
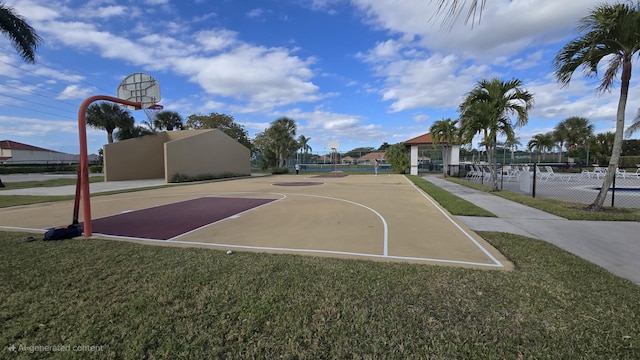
[0,174,513,270]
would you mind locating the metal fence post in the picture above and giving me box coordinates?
[532,163,537,198]
[611,174,616,207]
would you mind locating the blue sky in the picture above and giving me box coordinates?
[1,0,639,156]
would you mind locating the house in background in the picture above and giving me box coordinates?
[357,151,386,165]
[0,140,79,165]
[341,156,355,165]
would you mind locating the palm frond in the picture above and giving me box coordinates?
[625,108,640,138]
[431,0,486,30]
[0,4,42,63]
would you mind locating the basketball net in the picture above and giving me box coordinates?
[143,104,164,129]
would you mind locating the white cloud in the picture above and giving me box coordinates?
[0,116,77,136]
[247,8,266,19]
[194,29,238,52]
[57,85,93,100]
[351,0,605,57]
[413,114,429,123]
[91,6,127,18]
[173,44,320,109]
[375,53,474,112]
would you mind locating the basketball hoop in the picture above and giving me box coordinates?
[117,73,161,110]
[328,141,340,175]
[143,103,164,129]
[76,72,162,238]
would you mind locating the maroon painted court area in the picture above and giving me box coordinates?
[88,197,275,240]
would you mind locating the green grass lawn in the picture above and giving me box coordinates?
[1,231,638,359]
[0,176,104,191]
[407,175,495,217]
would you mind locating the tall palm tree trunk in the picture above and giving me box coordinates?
[590,59,631,210]
[490,135,499,191]
[442,145,448,177]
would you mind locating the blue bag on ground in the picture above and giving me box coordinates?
[43,223,82,241]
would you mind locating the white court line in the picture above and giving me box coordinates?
[1,182,503,268]
[62,234,502,268]
[286,192,389,256]
[166,193,287,241]
[87,188,501,267]
[404,175,504,268]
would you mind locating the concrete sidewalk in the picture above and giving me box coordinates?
[0,178,168,196]
[424,175,640,285]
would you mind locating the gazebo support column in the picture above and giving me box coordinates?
[410,145,418,175]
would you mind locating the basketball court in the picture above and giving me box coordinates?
[0,174,513,270]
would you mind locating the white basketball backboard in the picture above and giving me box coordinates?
[328,141,340,151]
[117,73,161,109]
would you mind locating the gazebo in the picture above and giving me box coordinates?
[404,132,460,176]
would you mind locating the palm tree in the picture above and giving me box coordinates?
[86,102,135,144]
[459,77,534,190]
[626,109,640,138]
[297,135,312,164]
[559,116,595,152]
[433,0,486,28]
[114,125,154,141]
[504,136,522,162]
[553,2,640,210]
[0,3,42,63]
[527,133,554,162]
[429,118,459,177]
[553,122,569,163]
[267,117,298,167]
[588,132,616,165]
[0,3,42,187]
[154,111,183,131]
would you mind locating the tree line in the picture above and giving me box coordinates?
[85,104,253,150]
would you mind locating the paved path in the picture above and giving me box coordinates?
[0,178,167,195]
[424,175,640,285]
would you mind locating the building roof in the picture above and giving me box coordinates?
[358,152,385,161]
[404,132,433,145]
[0,140,61,153]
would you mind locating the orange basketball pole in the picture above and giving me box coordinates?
[77,95,142,237]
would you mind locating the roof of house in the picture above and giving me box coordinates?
[358,152,385,161]
[0,140,60,153]
[404,132,433,145]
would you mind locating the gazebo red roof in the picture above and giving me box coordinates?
[404,133,433,145]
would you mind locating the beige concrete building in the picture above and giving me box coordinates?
[104,129,250,182]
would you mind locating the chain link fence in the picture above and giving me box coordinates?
[450,163,640,209]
